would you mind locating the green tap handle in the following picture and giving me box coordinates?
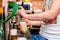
[2,2,18,23]
[0,2,18,38]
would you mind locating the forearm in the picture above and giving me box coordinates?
[25,11,54,21]
[18,7,52,21]
[30,21,42,26]
[20,0,60,21]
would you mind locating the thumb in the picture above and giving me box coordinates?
[25,18,30,23]
[18,6,24,9]
[24,18,31,25]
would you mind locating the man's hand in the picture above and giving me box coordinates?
[22,18,31,26]
[22,18,42,26]
[17,6,27,18]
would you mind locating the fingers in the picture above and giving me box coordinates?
[21,18,26,22]
[22,18,31,25]
[18,6,24,9]
[22,18,29,22]
[17,6,25,14]
[25,18,31,25]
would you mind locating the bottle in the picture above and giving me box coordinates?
[10,16,17,40]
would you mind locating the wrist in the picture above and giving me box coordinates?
[23,13,28,18]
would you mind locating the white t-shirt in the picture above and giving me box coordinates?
[39,14,60,40]
[39,0,60,40]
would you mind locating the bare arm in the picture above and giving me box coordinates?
[24,18,42,26]
[19,0,60,21]
[30,21,42,26]
[26,0,60,21]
